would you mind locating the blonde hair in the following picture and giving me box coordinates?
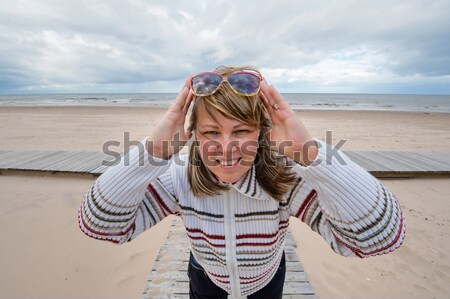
[187,65,296,201]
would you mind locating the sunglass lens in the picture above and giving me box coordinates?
[228,72,260,95]
[192,73,222,95]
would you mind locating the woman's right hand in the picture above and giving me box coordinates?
[146,77,194,159]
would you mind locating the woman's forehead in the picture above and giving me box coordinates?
[197,107,248,128]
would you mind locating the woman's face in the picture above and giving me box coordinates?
[195,105,260,184]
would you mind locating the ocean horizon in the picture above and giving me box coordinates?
[1,92,450,113]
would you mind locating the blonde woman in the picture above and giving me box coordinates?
[79,66,405,299]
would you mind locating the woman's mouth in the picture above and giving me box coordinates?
[216,157,242,168]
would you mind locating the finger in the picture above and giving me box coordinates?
[172,86,190,111]
[182,90,195,114]
[260,80,271,98]
[260,78,268,88]
[172,75,194,109]
[259,82,273,106]
[260,91,273,112]
[183,75,193,89]
[260,81,283,111]
[261,89,280,114]
[268,85,289,109]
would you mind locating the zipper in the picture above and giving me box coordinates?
[223,189,244,298]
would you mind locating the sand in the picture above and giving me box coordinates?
[0,106,449,298]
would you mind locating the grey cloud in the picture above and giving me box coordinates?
[0,0,449,93]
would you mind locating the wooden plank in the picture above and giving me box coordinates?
[427,152,450,165]
[28,151,75,171]
[39,152,99,172]
[348,151,387,172]
[0,151,27,166]
[80,153,111,172]
[144,269,309,284]
[62,152,106,172]
[379,151,442,171]
[394,152,450,171]
[354,152,395,171]
[57,152,97,172]
[8,151,65,170]
[0,151,54,169]
[37,151,82,171]
[344,152,378,171]
[90,164,109,175]
[365,151,430,172]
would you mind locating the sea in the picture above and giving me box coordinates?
[1,93,450,113]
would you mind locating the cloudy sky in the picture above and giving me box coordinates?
[0,0,449,94]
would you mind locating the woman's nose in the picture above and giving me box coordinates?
[217,136,239,152]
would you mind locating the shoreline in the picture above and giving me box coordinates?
[1,103,449,114]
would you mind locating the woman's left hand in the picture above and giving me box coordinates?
[260,80,318,166]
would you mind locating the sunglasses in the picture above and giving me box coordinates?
[191,70,262,96]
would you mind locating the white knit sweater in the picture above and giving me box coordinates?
[78,138,405,298]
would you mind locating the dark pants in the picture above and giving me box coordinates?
[187,252,286,299]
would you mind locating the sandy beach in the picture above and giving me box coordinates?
[0,106,449,298]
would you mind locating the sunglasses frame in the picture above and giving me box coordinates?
[190,70,262,97]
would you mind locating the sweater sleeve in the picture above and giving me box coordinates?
[78,138,180,244]
[288,139,406,258]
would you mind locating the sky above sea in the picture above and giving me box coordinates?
[0,1,449,95]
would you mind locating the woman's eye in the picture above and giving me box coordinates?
[234,130,250,134]
[203,131,219,135]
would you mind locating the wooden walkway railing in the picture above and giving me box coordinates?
[141,217,316,299]
[1,150,450,178]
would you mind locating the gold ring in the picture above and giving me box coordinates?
[272,103,279,110]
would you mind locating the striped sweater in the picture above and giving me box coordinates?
[78,138,405,298]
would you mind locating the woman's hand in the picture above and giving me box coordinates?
[147,77,194,159]
[260,80,318,166]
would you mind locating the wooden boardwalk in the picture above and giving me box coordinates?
[1,150,450,178]
[141,217,316,299]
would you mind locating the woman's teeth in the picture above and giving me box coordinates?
[217,158,241,166]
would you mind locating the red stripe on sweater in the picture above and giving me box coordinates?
[208,271,229,279]
[216,278,231,284]
[78,206,129,243]
[236,224,289,246]
[188,235,226,248]
[333,205,404,257]
[301,191,317,222]
[279,219,289,225]
[186,227,225,240]
[236,224,288,240]
[295,189,317,218]
[186,221,289,241]
[189,225,288,248]
[237,234,282,247]
[211,255,282,284]
[147,183,172,216]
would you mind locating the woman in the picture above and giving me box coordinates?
[78,66,405,299]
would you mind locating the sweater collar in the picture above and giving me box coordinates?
[228,164,271,201]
